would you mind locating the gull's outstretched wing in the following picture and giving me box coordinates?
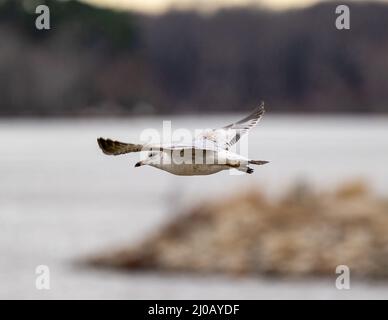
[97,138,215,156]
[194,102,265,150]
[97,138,144,155]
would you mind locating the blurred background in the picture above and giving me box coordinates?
[1,0,388,299]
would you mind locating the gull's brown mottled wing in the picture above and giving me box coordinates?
[97,138,144,155]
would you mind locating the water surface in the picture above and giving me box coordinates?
[1,115,388,299]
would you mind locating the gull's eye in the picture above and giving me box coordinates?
[148,152,156,158]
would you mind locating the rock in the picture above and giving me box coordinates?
[88,181,388,278]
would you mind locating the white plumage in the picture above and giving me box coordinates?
[97,102,269,175]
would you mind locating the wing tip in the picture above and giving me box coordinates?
[97,137,104,146]
[97,137,116,155]
[249,160,270,166]
[257,101,265,116]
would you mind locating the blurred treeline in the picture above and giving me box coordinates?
[1,0,387,116]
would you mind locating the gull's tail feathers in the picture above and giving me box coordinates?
[249,160,270,166]
[97,138,144,156]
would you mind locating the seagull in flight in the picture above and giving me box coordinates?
[97,102,269,175]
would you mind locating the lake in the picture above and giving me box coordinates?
[1,115,388,299]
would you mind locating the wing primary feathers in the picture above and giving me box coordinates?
[225,101,265,129]
[223,101,265,148]
[97,137,143,155]
[192,101,266,150]
[249,159,269,166]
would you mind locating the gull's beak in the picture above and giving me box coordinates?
[134,161,143,167]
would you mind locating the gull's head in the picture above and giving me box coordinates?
[135,151,163,168]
